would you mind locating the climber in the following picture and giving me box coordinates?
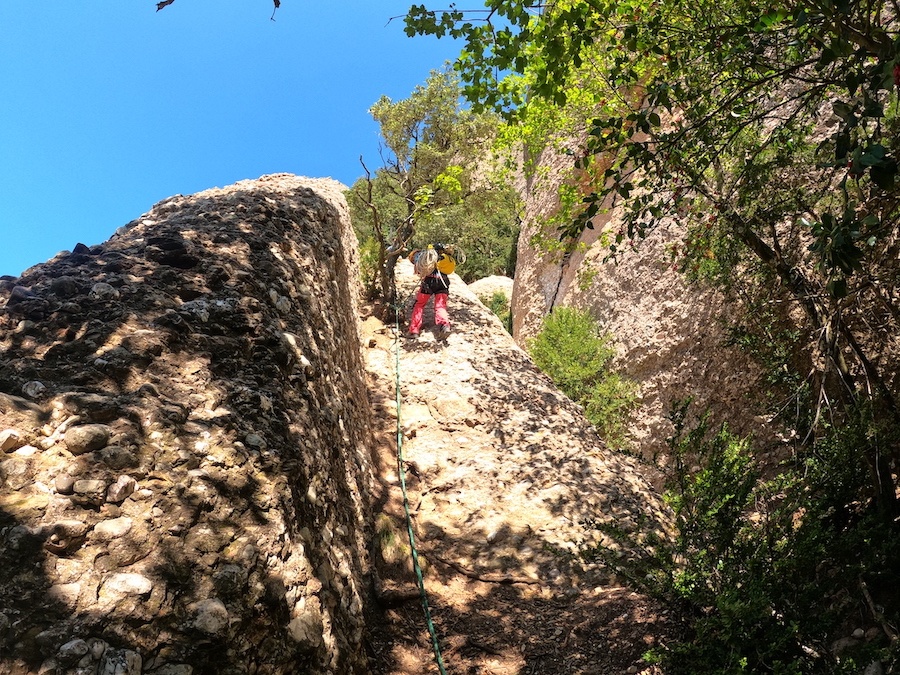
[406,243,463,340]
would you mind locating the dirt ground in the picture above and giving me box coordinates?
[359,262,678,675]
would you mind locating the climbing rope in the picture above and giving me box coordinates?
[391,279,449,675]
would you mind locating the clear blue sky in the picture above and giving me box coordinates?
[0,1,461,277]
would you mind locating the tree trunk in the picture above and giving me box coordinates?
[730,212,899,519]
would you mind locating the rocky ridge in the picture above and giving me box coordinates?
[361,261,675,674]
[0,175,374,674]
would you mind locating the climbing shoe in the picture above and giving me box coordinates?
[436,324,451,340]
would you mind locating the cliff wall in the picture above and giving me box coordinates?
[0,175,374,674]
[512,147,775,458]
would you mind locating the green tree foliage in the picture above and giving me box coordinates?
[405,0,900,516]
[410,184,520,283]
[479,290,512,333]
[588,402,900,673]
[527,307,635,445]
[347,68,520,305]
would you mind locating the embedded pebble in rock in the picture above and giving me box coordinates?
[188,598,230,637]
[7,285,38,303]
[89,282,120,301]
[1,456,33,490]
[54,473,76,494]
[64,424,111,455]
[212,564,246,597]
[50,519,89,542]
[0,175,374,674]
[184,525,226,554]
[288,605,325,649]
[72,479,108,506]
[50,275,79,298]
[92,517,134,541]
[14,444,38,457]
[48,582,82,604]
[99,648,142,675]
[89,638,107,660]
[105,475,136,503]
[0,428,24,452]
[57,638,90,664]
[100,573,153,602]
[96,445,139,469]
[22,381,46,399]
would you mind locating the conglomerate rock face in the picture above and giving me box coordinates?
[512,145,773,459]
[0,175,374,674]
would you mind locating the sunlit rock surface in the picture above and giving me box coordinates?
[0,174,374,674]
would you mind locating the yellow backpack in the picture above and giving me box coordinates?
[436,252,456,274]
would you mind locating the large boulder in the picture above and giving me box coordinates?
[0,174,374,674]
[467,275,513,303]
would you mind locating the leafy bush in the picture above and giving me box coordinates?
[479,291,512,334]
[527,307,636,445]
[356,235,382,300]
[588,401,900,674]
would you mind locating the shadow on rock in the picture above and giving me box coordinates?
[0,175,375,674]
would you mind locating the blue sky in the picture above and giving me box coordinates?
[0,1,462,277]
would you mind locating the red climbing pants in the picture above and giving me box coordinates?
[409,291,449,334]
